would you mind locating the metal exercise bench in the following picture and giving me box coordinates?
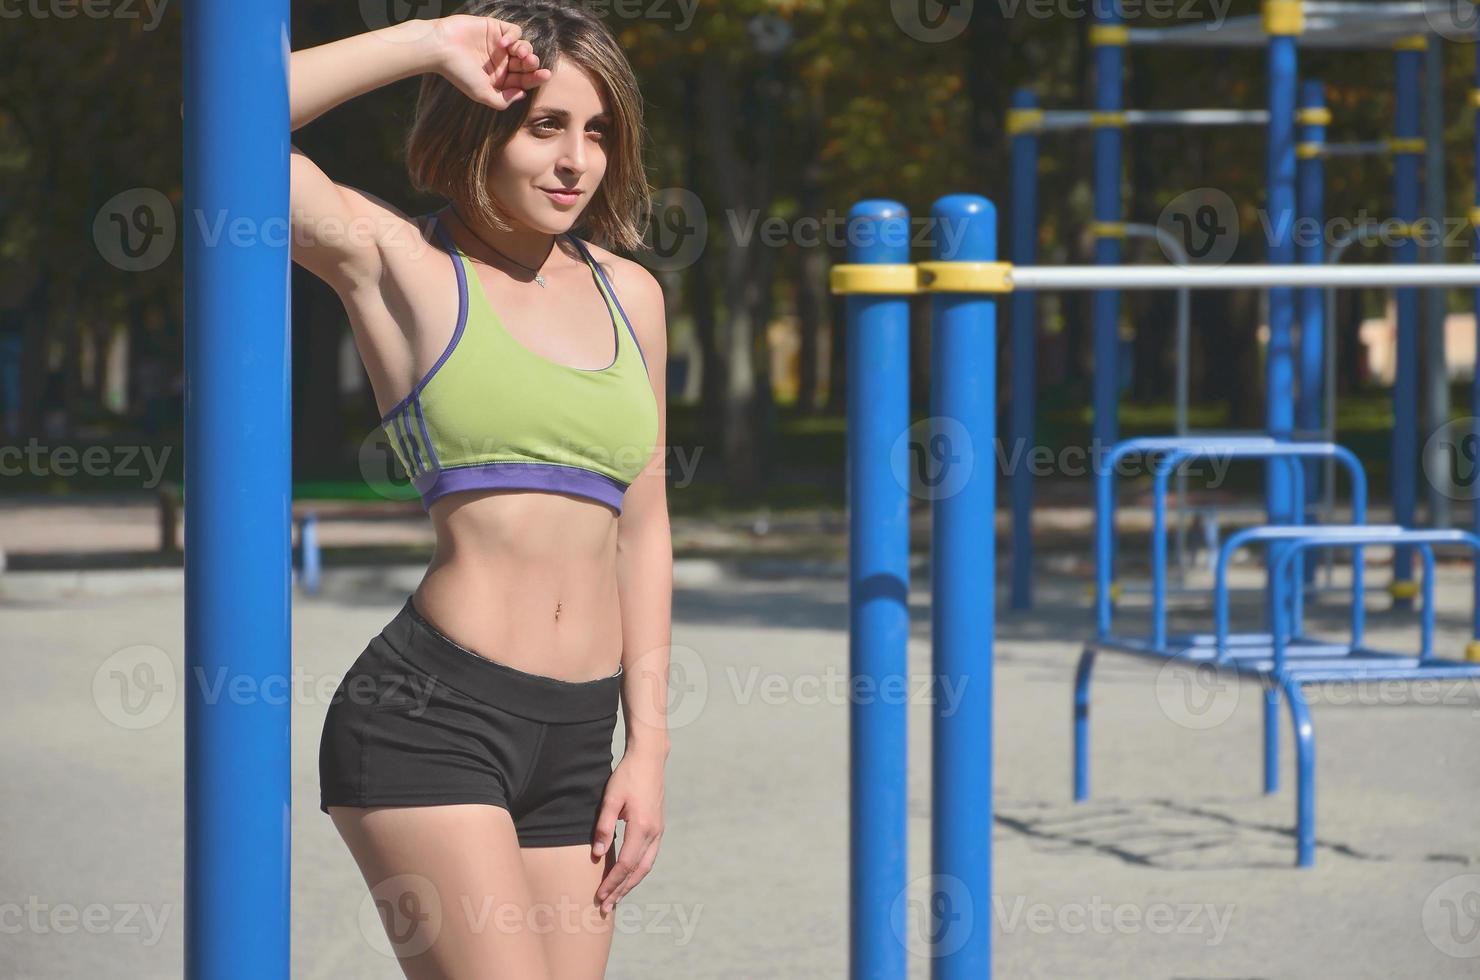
[1072,437,1480,866]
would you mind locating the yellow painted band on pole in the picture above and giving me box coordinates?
[1469,207,1480,228]
[916,261,1016,294]
[1296,143,1323,159]
[1089,111,1127,128]
[1089,25,1129,46]
[1006,108,1044,136]
[1388,137,1426,154]
[1392,35,1428,51]
[1466,640,1480,663]
[828,264,920,296]
[1389,580,1420,601]
[1263,0,1304,35]
[1089,221,1127,239]
[1295,107,1332,126]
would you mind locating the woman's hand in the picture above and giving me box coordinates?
[432,14,552,111]
[591,745,666,915]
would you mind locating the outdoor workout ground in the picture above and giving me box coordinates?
[4,537,1479,978]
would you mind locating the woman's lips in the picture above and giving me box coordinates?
[542,188,581,205]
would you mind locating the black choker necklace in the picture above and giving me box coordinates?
[446,206,553,288]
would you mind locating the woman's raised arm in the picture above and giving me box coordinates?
[288,16,549,293]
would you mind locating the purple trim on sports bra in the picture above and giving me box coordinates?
[378,217,469,426]
[566,234,651,379]
[420,461,628,513]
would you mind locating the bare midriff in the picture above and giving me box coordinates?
[411,489,625,683]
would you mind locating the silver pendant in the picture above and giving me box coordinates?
[535,274,547,288]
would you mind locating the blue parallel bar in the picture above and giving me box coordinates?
[1214,525,1399,664]
[1090,0,1125,454]
[1393,45,1422,598]
[1296,81,1327,513]
[930,194,996,979]
[1150,449,1317,650]
[1148,442,1369,646]
[1009,88,1041,611]
[1270,529,1480,668]
[845,201,911,980]
[1265,31,1299,527]
[184,1,293,976]
[1094,435,1277,637]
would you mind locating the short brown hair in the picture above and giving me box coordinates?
[404,0,650,253]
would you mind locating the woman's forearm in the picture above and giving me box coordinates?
[616,529,674,758]
[291,20,445,132]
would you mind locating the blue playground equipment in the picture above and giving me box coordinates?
[834,226,1480,976]
[1005,1,1476,610]
[1074,435,1480,868]
[183,1,291,977]
[186,2,1480,978]
[1071,435,1480,870]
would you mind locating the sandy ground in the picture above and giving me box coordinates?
[2,557,1479,978]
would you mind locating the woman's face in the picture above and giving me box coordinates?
[487,56,611,235]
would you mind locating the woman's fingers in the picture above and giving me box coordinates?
[604,836,660,912]
[596,823,661,914]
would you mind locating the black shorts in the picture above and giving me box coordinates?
[319,596,624,847]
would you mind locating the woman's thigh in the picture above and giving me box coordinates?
[519,843,617,980]
[328,803,551,980]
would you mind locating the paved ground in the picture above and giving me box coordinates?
[3,551,1479,978]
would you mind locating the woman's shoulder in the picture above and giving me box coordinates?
[574,238,659,302]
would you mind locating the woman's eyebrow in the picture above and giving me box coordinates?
[529,107,613,124]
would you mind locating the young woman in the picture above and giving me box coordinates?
[291,3,671,977]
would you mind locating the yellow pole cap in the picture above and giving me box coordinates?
[1389,579,1420,601]
[1263,0,1304,35]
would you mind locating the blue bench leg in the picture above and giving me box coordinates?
[1073,649,1095,801]
[1278,671,1316,867]
[1264,683,1280,794]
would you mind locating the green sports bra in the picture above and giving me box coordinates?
[379,215,659,513]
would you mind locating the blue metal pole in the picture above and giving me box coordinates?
[1296,81,1327,508]
[845,201,911,980]
[1090,7,1125,455]
[183,2,292,977]
[930,194,996,979]
[1009,89,1042,611]
[1265,16,1299,524]
[1393,38,1423,602]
